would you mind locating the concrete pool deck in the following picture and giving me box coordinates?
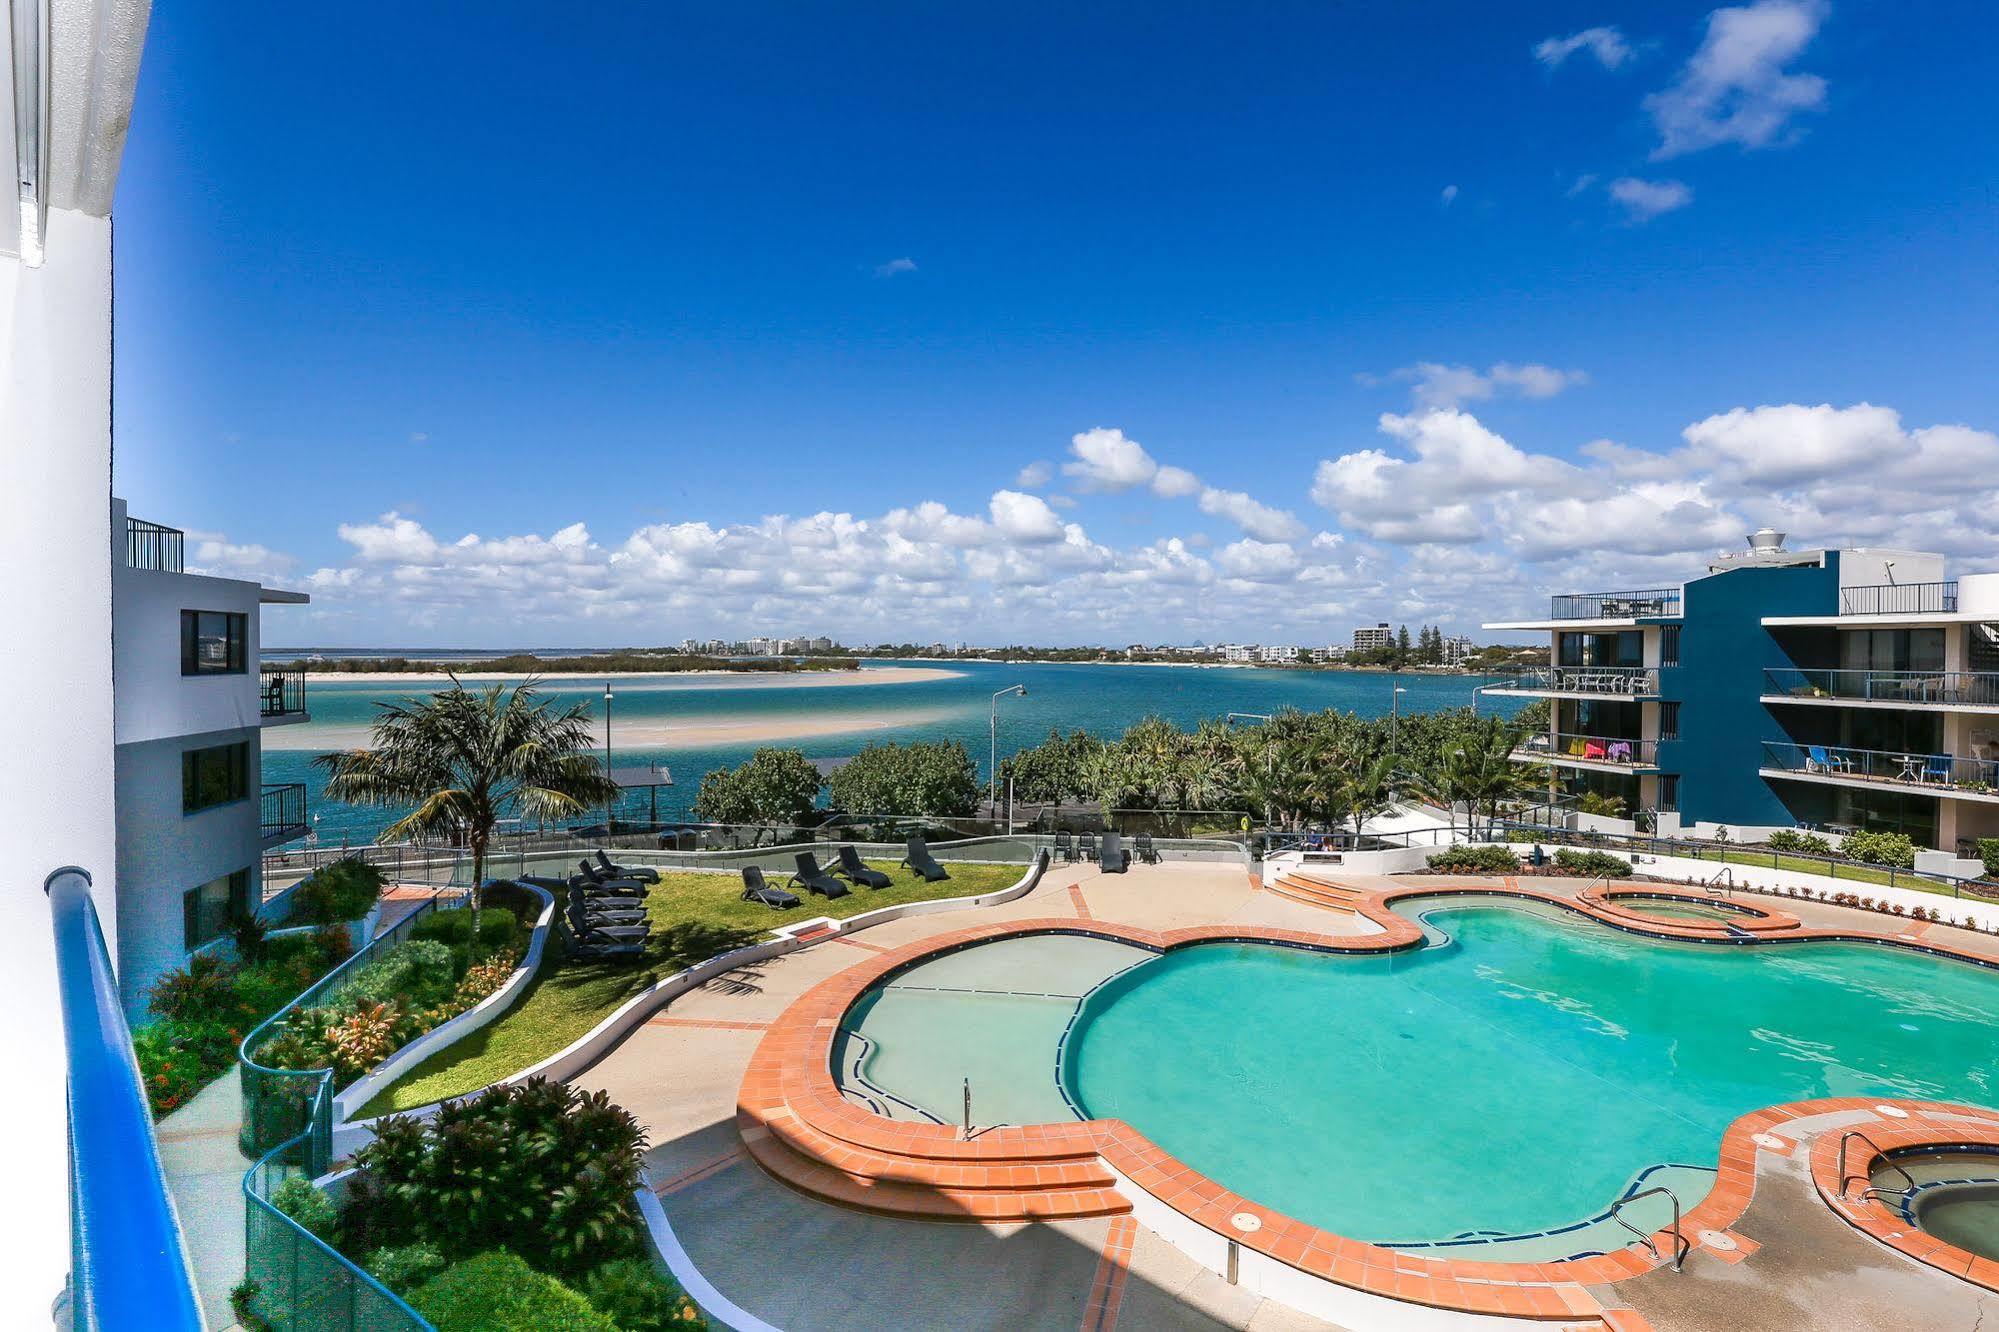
[573,859,1999,1331]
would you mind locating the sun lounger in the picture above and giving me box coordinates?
[1099,832,1130,873]
[595,850,660,884]
[791,852,851,899]
[835,844,892,889]
[577,860,650,896]
[740,866,801,910]
[899,835,951,883]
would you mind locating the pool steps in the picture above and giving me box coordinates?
[1266,872,1371,913]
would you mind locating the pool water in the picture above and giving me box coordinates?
[1610,898,1748,924]
[1881,1151,1999,1262]
[836,897,1999,1258]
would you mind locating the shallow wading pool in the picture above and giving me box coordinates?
[835,896,1999,1260]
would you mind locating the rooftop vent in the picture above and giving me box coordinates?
[1746,528,1786,553]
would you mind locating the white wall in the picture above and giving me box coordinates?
[0,206,117,1326]
[112,561,266,744]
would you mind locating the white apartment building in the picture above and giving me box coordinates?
[1308,645,1349,663]
[1441,635,1476,667]
[111,499,311,1018]
[1258,644,1299,664]
[1353,622,1392,653]
[1219,643,1254,662]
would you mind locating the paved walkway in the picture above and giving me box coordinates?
[156,1067,251,1330]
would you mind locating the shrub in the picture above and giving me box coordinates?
[1553,848,1632,878]
[1979,838,1999,878]
[452,951,521,1008]
[581,1259,707,1331]
[271,1177,338,1241]
[1767,829,1835,856]
[1425,845,1519,874]
[233,912,272,965]
[326,1001,403,1078]
[291,857,385,926]
[1576,791,1627,818]
[149,952,237,1023]
[1840,830,1917,869]
[413,906,522,956]
[343,939,459,1010]
[366,1242,447,1295]
[411,1252,617,1332]
[230,1279,273,1332]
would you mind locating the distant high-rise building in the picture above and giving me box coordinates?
[1353,623,1392,653]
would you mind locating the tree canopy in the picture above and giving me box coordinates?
[827,740,980,816]
[691,746,825,824]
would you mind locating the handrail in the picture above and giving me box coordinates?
[1836,1128,1919,1204]
[1704,867,1733,898]
[1607,1184,1690,1271]
[47,867,205,1331]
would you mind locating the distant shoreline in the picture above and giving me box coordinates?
[292,664,962,687]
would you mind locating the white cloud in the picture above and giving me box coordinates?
[1535,26,1633,71]
[1197,488,1306,542]
[1608,176,1694,220]
[1151,465,1202,499]
[1015,460,1053,488]
[1385,361,1589,410]
[1440,184,1459,206]
[1645,0,1827,159]
[1063,427,1162,493]
[874,257,918,278]
[186,534,298,584]
[1680,402,1911,485]
[987,489,1067,544]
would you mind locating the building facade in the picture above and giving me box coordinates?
[1353,623,1391,653]
[1485,531,1999,865]
[112,499,312,1017]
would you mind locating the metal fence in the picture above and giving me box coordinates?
[262,782,310,841]
[126,516,185,572]
[262,668,308,716]
[1839,580,1957,616]
[1547,588,1681,620]
[242,1104,433,1332]
[238,886,467,1160]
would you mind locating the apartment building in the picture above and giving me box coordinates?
[1219,643,1254,663]
[1258,644,1299,664]
[112,500,312,1017]
[1353,623,1391,653]
[1485,529,1999,867]
[1441,635,1475,668]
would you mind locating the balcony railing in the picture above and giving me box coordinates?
[260,668,307,717]
[46,868,205,1331]
[1838,580,1958,616]
[261,782,308,841]
[1761,741,1999,794]
[1547,588,1681,620]
[1495,667,1660,696]
[125,516,184,573]
[1763,668,1999,709]
[1514,731,1658,767]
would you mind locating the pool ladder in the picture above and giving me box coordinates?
[1608,1186,1691,1272]
[1835,1128,1919,1205]
[1704,867,1734,898]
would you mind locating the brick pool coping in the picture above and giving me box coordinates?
[737,881,1999,1321]
[1810,1105,1999,1292]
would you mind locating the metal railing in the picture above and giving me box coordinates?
[1513,731,1659,766]
[242,1101,434,1332]
[261,667,307,717]
[1835,1128,1919,1204]
[1547,588,1681,620]
[1839,580,1958,616]
[1763,667,1999,709]
[238,886,467,1159]
[46,867,204,1331]
[1490,667,1660,696]
[125,516,185,573]
[262,781,309,841]
[1608,1185,1689,1271]
[1760,741,1999,793]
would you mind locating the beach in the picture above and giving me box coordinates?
[289,665,963,687]
[265,706,959,752]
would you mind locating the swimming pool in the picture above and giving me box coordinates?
[835,895,1999,1259]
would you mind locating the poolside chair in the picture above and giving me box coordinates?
[1135,832,1158,864]
[577,860,650,897]
[595,850,660,884]
[569,883,645,921]
[740,866,800,910]
[1805,745,1851,774]
[790,852,851,899]
[900,835,952,883]
[1053,830,1075,862]
[1078,832,1098,863]
[834,844,892,889]
[1099,832,1130,874]
[1924,754,1954,785]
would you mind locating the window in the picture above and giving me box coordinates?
[183,868,251,950]
[1658,775,1680,812]
[182,741,250,813]
[1658,701,1681,741]
[1659,625,1681,668]
[180,610,248,675]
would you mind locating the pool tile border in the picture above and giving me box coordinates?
[738,882,1999,1322]
[1808,1106,1999,1292]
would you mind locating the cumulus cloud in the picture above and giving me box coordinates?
[1645,0,1827,159]
[1535,26,1633,71]
[987,489,1067,544]
[186,533,299,584]
[1383,361,1589,410]
[1609,176,1693,220]
[1440,184,1460,206]
[1015,460,1053,488]
[1197,488,1306,542]
[874,257,918,278]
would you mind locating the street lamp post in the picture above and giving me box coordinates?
[1389,679,1408,752]
[990,684,1027,814]
[603,681,615,831]
[1227,712,1275,831]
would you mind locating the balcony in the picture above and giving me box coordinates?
[1512,731,1659,771]
[259,668,308,723]
[1838,580,1958,617]
[1485,667,1660,699]
[1547,588,1681,621]
[125,516,184,573]
[1759,741,1999,801]
[1762,667,1999,713]
[260,782,309,845]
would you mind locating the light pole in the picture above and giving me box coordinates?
[1227,712,1275,831]
[990,684,1027,813]
[603,681,615,831]
[1389,679,1408,752]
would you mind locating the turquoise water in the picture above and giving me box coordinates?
[839,898,1999,1253]
[1608,898,1750,923]
[263,659,1514,843]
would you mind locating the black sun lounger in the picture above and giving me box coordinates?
[834,844,892,889]
[900,835,951,883]
[1099,831,1130,873]
[740,866,801,910]
[577,860,649,897]
[595,850,660,884]
[791,852,851,899]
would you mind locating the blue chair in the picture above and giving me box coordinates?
[1805,745,1834,772]
[1924,754,1954,785]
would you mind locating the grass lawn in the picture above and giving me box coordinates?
[1670,846,1958,895]
[359,859,1031,1115]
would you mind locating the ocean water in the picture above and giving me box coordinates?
[261,658,1518,844]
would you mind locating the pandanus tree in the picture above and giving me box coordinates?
[1417,717,1542,836]
[315,679,619,939]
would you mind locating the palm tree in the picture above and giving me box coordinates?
[315,679,619,937]
[1417,718,1542,837]
[1336,752,1404,843]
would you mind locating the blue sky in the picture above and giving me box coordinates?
[111,3,1999,645]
